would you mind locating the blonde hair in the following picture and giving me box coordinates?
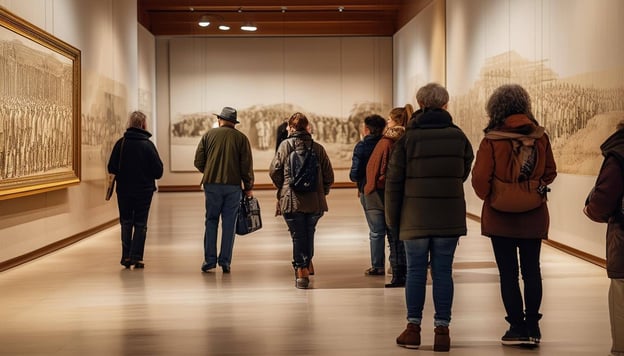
[389,104,414,126]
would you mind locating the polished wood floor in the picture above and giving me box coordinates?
[0,189,612,355]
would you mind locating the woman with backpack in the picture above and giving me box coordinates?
[471,84,557,347]
[269,112,334,289]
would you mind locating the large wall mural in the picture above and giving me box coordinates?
[0,8,81,200]
[168,37,393,173]
[447,0,624,176]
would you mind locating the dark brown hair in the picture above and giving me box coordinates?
[288,112,309,132]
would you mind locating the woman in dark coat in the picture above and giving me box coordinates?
[108,111,163,269]
[471,84,557,346]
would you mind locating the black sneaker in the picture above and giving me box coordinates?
[527,324,541,344]
[501,325,531,346]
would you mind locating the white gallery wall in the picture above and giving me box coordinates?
[0,0,143,263]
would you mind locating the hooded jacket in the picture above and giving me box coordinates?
[471,114,557,239]
[108,127,163,196]
[584,128,624,279]
[385,108,474,239]
[269,131,334,214]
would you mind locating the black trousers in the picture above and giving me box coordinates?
[117,192,154,263]
[490,236,543,325]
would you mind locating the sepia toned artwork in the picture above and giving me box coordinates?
[168,37,393,174]
[171,101,389,172]
[0,8,81,199]
[446,0,624,176]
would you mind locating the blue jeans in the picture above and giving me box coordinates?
[360,193,386,269]
[283,212,323,269]
[203,184,241,268]
[490,236,542,325]
[404,237,459,327]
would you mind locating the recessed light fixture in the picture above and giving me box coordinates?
[219,25,231,31]
[198,15,211,27]
[241,23,257,31]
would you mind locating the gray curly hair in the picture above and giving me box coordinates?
[416,83,449,109]
[484,84,537,132]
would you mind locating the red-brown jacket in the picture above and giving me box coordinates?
[471,114,557,239]
[584,127,624,279]
[364,126,405,195]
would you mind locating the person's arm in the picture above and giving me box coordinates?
[584,155,623,223]
[385,135,406,228]
[194,136,207,173]
[471,139,494,200]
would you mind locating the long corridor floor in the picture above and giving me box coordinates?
[0,189,611,355]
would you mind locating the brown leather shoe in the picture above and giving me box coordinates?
[295,267,310,289]
[396,323,420,349]
[433,326,450,352]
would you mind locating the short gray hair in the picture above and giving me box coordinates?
[127,111,147,129]
[416,83,449,109]
[485,84,535,132]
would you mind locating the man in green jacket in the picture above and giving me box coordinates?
[194,106,254,273]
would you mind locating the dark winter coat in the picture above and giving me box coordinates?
[471,114,557,239]
[269,131,334,214]
[108,127,163,196]
[584,128,624,279]
[349,134,382,193]
[385,108,474,239]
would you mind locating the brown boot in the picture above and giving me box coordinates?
[396,323,420,349]
[433,326,450,352]
[295,267,310,289]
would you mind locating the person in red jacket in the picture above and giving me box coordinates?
[584,120,624,356]
[471,84,557,347]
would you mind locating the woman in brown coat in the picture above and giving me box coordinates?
[269,112,334,289]
[471,84,557,346]
[364,104,413,287]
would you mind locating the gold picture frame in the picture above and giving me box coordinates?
[0,8,81,200]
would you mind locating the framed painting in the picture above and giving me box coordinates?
[0,8,81,200]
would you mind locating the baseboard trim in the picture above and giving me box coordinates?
[466,213,606,269]
[158,182,357,192]
[0,219,118,273]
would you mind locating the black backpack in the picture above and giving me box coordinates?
[287,139,319,192]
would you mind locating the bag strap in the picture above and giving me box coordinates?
[118,138,125,171]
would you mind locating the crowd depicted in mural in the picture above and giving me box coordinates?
[0,39,74,180]
[450,51,624,174]
[82,91,127,165]
[171,101,387,170]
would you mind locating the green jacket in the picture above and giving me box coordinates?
[194,126,254,191]
[385,108,474,239]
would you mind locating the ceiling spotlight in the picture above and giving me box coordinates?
[241,23,257,31]
[198,15,211,27]
[219,25,231,31]
[338,6,344,12]
[281,6,287,13]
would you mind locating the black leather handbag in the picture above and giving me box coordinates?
[236,195,262,235]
